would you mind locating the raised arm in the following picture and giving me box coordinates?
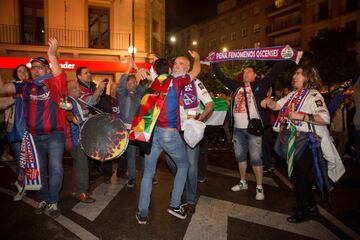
[188,50,201,80]
[47,38,62,77]
[211,63,240,92]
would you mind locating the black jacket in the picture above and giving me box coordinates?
[211,62,285,127]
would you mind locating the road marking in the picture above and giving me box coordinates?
[184,196,339,240]
[72,174,127,221]
[207,165,279,187]
[0,187,99,240]
[273,168,360,240]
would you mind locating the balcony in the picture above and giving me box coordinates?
[266,16,301,37]
[0,24,130,51]
[266,0,302,18]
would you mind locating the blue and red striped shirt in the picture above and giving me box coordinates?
[156,74,191,129]
[16,73,67,135]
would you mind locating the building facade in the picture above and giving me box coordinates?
[0,0,165,82]
[170,0,360,61]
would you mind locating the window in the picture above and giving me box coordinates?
[220,35,226,43]
[241,28,248,37]
[20,0,44,45]
[253,6,260,15]
[89,7,110,49]
[230,32,237,40]
[318,1,329,20]
[346,0,359,12]
[209,39,217,48]
[241,12,247,20]
[253,24,261,33]
[209,24,217,33]
[152,19,159,33]
[230,16,236,25]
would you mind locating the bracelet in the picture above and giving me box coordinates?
[308,114,315,122]
[302,114,306,121]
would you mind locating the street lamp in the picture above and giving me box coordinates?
[192,41,197,46]
[170,36,176,43]
[222,47,228,52]
[128,46,137,54]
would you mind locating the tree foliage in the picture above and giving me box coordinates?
[308,28,360,87]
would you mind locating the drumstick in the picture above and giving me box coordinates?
[78,98,104,114]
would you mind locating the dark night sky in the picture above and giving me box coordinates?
[165,0,221,32]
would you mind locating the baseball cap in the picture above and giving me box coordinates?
[30,57,50,67]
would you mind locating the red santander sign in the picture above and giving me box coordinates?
[0,57,151,72]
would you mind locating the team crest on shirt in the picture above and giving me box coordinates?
[197,82,205,90]
[183,93,197,106]
[315,99,323,107]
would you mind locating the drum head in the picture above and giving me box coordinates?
[80,113,129,161]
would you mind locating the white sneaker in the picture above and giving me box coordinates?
[13,190,26,201]
[256,187,265,200]
[45,203,61,218]
[231,181,248,192]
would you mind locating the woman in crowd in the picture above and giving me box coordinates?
[261,65,344,223]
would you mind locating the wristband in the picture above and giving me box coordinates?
[302,114,306,121]
[308,114,314,122]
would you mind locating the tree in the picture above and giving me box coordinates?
[308,28,360,87]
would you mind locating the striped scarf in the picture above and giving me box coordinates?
[129,74,172,142]
[274,88,309,129]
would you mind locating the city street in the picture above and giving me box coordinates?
[0,143,359,240]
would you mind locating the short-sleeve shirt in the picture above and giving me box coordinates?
[274,89,330,133]
[156,74,191,129]
[15,73,67,135]
[179,79,213,130]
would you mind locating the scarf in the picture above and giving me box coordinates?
[129,74,172,142]
[274,88,310,129]
[204,45,303,64]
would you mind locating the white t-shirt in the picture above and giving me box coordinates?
[274,89,330,136]
[233,86,260,129]
[179,79,213,130]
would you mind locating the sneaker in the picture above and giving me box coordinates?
[45,203,61,218]
[34,201,48,215]
[231,181,248,192]
[167,206,187,219]
[152,178,158,185]
[127,179,135,188]
[136,213,148,224]
[255,187,265,200]
[72,192,96,203]
[198,177,207,183]
[13,190,26,201]
[180,203,196,215]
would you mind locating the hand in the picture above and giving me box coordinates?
[98,79,107,90]
[47,37,59,57]
[125,55,137,69]
[73,116,80,125]
[260,97,271,108]
[188,50,200,60]
[137,68,150,80]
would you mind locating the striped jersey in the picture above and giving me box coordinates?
[156,74,191,129]
[15,73,67,135]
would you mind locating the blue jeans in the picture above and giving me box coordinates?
[138,127,188,217]
[233,128,262,166]
[355,130,360,165]
[34,131,65,204]
[126,142,138,180]
[11,141,22,177]
[166,133,199,204]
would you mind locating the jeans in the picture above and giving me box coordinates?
[166,132,200,204]
[34,131,65,204]
[11,141,22,177]
[126,142,138,180]
[355,130,360,165]
[233,128,262,166]
[138,127,188,217]
[71,146,90,193]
